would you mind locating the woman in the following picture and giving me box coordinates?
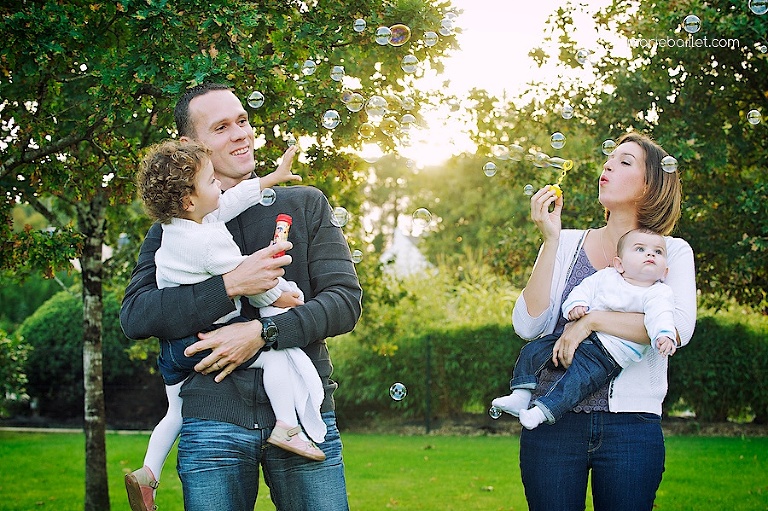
[512,132,697,510]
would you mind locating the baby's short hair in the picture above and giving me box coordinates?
[616,227,666,257]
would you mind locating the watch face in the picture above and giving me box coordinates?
[263,320,278,342]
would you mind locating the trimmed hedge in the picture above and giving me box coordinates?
[16,290,161,424]
[332,312,768,423]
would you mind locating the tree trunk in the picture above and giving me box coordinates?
[78,192,110,511]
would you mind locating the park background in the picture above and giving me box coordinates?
[1,0,767,510]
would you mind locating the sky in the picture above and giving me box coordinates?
[402,0,611,165]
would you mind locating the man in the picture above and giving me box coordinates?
[121,82,363,511]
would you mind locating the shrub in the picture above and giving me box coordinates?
[16,289,156,421]
[667,309,768,422]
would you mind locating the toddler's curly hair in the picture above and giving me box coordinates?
[136,140,211,224]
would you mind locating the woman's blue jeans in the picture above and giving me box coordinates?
[177,411,348,511]
[519,410,665,511]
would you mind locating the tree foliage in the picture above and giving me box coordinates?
[522,0,768,312]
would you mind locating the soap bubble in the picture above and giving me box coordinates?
[439,17,454,36]
[330,65,345,82]
[301,59,316,76]
[260,188,276,206]
[749,0,767,15]
[345,93,365,112]
[365,95,388,122]
[492,144,510,160]
[400,113,416,127]
[661,155,678,173]
[576,49,590,65]
[322,109,341,129]
[549,157,573,171]
[759,43,768,53]
[524,184,534,196]
[401,96,416,111]
[683,14,701,34]
[359,122,376,139]
[533,152,550,168]
[550,132,566,150]
[401,55,419,74]
[412,208,432,228]
[509,143,525,161]
[424,31,439,47]
[601,139,616,156]
[331,206,350,227]
[285,134,297,147]
[375,26,392,45]
[380,117,400,136]
[489,406,502,420]
[247,91,265,109]
[389,24,411,46]
[483,162,497,177]
[561,104,574,120]
[360,143,383,163]
[747,109,762,125]
[351,249,363,263]
[389,382,407,401]
[353,18,367,32]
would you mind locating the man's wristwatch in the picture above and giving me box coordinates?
[261,317,278,349]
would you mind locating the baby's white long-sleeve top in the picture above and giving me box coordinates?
[561,267,676,367]
[154,177,281,324]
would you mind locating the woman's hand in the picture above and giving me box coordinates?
[531,186,563,243]
[552,316,593,368]
[185,321,263,382]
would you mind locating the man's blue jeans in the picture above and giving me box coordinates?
[177,411,348,511]
[519,410,665,511]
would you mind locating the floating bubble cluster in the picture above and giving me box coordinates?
[389,382,407,401]
[247,90,265,109]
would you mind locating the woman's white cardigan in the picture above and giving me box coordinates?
[512,229,697,415]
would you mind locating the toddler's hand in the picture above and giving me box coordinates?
[656,335,677,356]
[568,306,589,321]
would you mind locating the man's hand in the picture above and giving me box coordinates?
[222,242,292,298]
[185,320,264,382]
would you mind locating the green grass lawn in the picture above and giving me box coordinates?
[0,429,766,510]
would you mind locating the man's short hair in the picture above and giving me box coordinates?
[174,83,233,137]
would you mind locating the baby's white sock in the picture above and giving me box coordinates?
[492,389,532,417]
[519,406,547,430]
